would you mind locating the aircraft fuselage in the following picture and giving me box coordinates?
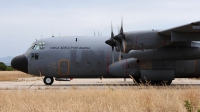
[16,36,131,78]
[11,29,200,85]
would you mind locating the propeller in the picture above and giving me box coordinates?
[116,19,126,51]
[111,23,115,64]
[105,22,116,64]
[113,18,126,60]
[119,43,121,61]
[105,18,127,63]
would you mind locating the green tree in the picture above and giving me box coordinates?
[0,62,7,71]
[6,66,14,71]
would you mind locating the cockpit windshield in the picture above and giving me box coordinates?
[30,42,45,50]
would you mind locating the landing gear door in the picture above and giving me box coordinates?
[58,60,70,75]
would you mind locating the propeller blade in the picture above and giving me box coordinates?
[119,50,121,61]
[122,38,126,53]
[120,17,123,34]
[112,46,114,65]
[111,22,114,38]
[113,18,125,43]
[119,43,121,61]
[111,22,115,65]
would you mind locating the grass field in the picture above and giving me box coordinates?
[0,71,34,81]
[0,88,199,112]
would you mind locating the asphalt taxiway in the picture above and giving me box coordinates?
[0,78,200,90]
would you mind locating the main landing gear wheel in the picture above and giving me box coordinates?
[43,76,54,85]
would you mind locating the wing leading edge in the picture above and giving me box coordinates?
[158,21,200,37]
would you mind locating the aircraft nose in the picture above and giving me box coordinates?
[11,55,28,73]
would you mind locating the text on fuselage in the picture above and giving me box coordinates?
[50,46,90,50]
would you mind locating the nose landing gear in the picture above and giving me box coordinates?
[43,76,54,85]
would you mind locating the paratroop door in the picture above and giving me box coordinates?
[58,60,69,75]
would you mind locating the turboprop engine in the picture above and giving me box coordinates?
[129,46,200,60]
[105,20,171,55]
[123,31,171,51]
[107,58,140,78]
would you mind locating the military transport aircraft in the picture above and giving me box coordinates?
[11,20,200,85]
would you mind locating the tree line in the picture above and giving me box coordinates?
[0,62,14,71]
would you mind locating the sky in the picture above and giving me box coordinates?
[1,0,200,58]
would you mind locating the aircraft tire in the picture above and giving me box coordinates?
[43,76,54,85]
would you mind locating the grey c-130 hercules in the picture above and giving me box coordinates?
[11,20,200,85]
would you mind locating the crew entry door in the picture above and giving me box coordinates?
[58,60,70,75]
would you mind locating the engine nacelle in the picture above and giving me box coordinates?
[118,30,171,53]
[107,58,140,78]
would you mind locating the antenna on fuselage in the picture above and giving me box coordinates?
[52,22,54,37]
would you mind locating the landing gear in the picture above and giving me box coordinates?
[43,76,54,85]
[133,78,172,86]
[150,80,172,86]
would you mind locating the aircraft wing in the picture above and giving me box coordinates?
[158,21,200,37]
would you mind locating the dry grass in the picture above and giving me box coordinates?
[0,71,199,111]
[0,71,34,81]
[0,88,199,112]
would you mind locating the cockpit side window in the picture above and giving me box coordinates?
[30,42,45,50]
[31,44,36,49]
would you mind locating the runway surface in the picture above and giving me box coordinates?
[0,78,200,90]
